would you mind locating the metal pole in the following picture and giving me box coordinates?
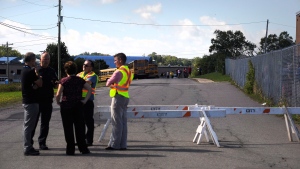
[6,42,8,80]
[57,0,61,79]
[264,19,269,54]
[5,42,13,83]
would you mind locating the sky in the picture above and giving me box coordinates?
[0,0,299,59]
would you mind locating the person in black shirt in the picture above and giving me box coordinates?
[32,52,58,150]
[56,61,92,155]
[21,52,43,156]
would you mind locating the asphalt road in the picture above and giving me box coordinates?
[0,78,300,169]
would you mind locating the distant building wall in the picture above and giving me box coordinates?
[297,11,300,44]
[0,63,23,82]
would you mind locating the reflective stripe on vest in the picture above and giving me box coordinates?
[110,65,132,98]
[77,71,98,97]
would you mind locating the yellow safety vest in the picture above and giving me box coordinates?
[110,65,133,98]
[77,71,98,98]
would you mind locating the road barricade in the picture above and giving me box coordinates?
[96,105,300,147]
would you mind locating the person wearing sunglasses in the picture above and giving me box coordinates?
[76,60,98,146]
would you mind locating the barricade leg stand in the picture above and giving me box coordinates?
[283,106,300,142]
[202,110,220,147]
[193,117,209,144]
[98,119,111,142]
[192,108,221,147]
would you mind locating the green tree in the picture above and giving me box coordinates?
[90,52,110,56]
[209,30,256,58]
[0,46,22,57]
[259,34,279,53]
[74,58,109,76]
[278,31,294,48]
[259,31,294,53]
[44,42,72,78]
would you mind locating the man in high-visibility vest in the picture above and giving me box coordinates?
[105,53,133,150]
[77,60,98,146]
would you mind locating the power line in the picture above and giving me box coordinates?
[3,6,56,18]
[63,16,266,27]
[21,0,54,7]
[0,22,57,39]
[14,42,56,48]
[0,16,56,27]
[0,0,50,10]
[269,22,296,28]
[13,37,58,44]
[0,22,57,30]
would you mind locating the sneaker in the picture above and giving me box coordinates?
[24,148,40,156]
[39,144,49,150]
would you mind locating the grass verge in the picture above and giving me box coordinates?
[0,82,107,108]
[193,72,231,82]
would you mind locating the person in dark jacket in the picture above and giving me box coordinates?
[32,52,58,150]
[21,52,43,156]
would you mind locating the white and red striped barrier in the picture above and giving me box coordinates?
[96,105,300,147]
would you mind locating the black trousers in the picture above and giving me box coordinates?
[83,100,94,144]
[32,102,53,146]
[60,103,89,154]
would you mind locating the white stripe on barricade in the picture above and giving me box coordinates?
[96,105,300,147]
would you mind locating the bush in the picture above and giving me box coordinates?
[244,60,255,94]
[0,83,22,92]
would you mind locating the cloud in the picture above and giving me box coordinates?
[134,3,162,20]
[100,0,119,4]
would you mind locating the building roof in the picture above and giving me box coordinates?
[0,57,17,63]
[74,55,150,68]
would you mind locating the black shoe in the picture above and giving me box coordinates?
[24,148,40,156]
[81,150,91,154]
[86,143,93,147]
[105,146,117,150]
[120,148,127,150]
[39,145,49,150]
[66,152,75,155]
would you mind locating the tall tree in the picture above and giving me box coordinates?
[0,46,22,57]
[278,31,294,49]
[44,42,72,78]
[209,30,256,58]
[259,31,294,53]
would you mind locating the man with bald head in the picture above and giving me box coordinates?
[33,52,58,150]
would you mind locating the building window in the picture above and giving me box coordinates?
[17,69,21,75]
[0,69,6,75]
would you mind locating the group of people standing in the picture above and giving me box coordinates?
[21,52,132,156]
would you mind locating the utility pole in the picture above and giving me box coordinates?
[264,19,269,54]
[57,0,62,79]
[2,42,13,83]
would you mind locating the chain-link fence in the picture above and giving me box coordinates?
[225,44,300,107]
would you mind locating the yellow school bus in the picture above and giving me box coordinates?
[148,63,159,78]
[128,59,149,78]
[99,68,117,82]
